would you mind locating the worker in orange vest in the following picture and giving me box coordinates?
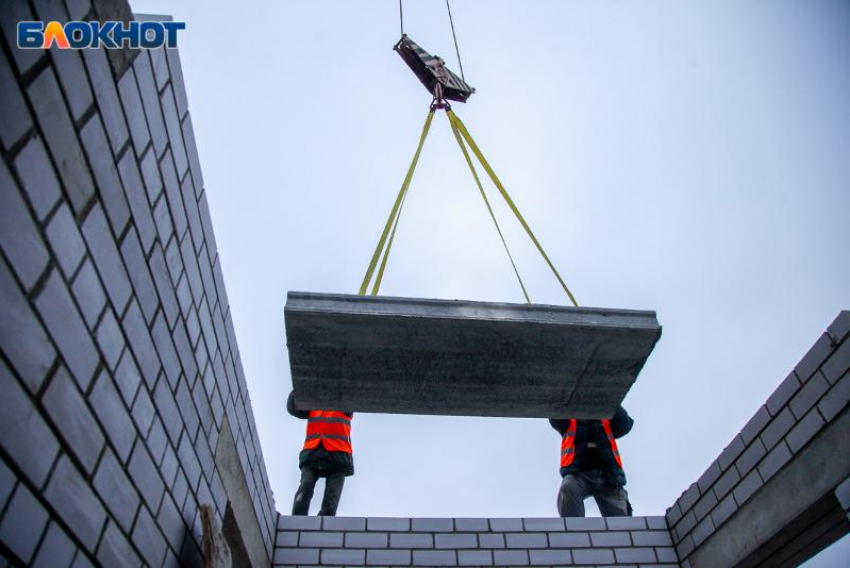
[549,406,634,517]
[287,392,354,516]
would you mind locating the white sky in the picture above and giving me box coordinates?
[131,1,849,564]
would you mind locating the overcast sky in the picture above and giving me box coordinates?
[132,1,849,563]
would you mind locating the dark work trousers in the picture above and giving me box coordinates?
[558,470,630,517]
[292,468,346,516]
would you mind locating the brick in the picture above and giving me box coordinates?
[180,234,203,307]
[162,150,189,240]
[646,516,668,530]
[13,135,62,222]
[42,367,104,474]
[656,547,679,563]
[176,378,201,441]
[177,432,202,490]
[0,162,49,290]
[44,456,107,553]
[786,409,825,453]
[0,259,56,393]
[82,204,132,314]
[665,502,682,527]
[298,531,343,548]
[740,405,770,445]
[523,517,564,531]
[198,193,219,258]
[674,511,697,541]
[0,461,12,515]
[766,372,802,416]
[95,308,124,371]
[52,209,90,282]
[89,368,136,462]
[96,520,140,568]
[714,465,740,499]
[606,516,646,530]
[572,548,615,564]
[151,244,181,328]
[0,48,33,150]
[81,48,129,153]
[154,376,185,444]
[718,435,745,471]
[31,522,77,568]
[529,549,571,566]
[548,531,590,547]
[117,151,157,254]
[453,518,488,532]
[194,435,215,482]
[760,407,796,451]
[436,533,478,549]
[366,517,409,532]
[827,312,850,344]
[133,52,168,156]
[0,2,44,73]
[693,488,718,522]
[0,484,49,563]
[617,547,658,562]
[693,515,716,547]
[152,312,181,389]
[736,438,766,476]
[323,548,366,565]
[590,531,630,546]
[459,550,493,566]
[166,49,189,118]
[184,186,204,261]
[140,146,164,203]
[565,516,606,531]
[153,194,175,246]
[676,533,695,560]
[161,84,188,177]
[131,383,155,436]
[822,340,850,385]
[165,235,184,285]
[678,483,700,514]
[120,228,158,323]
[710,492,737,529]
[38,270,102,390]
[147,417,168,464]
[131,505,168,568]
[157,492,185,551]
[631,530,672,546]
[733,469,763,506]
[414,550,457,566]
[80,114,133,236]
[485,518,518,532]
[149,46,170,90]
[199,299,218,361]
[128,440,165,512]
[790,371,830,419]
[72,259,107,330]
[818,373,850,422]
[93,448,139,533]
[27,68,95,214]
[43,33,94,121]
[273,547,320,565]
[114,349,141,406]
[276,530,298,547]
[117,68,151,154]
[368,549,413,566]
[121,300,161,388]
[391,533,433,548]
[794,333,833,382]
[757,440,793,483]
[412,518,453,532]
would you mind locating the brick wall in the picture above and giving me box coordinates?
[274,516,678,567]
[0,1,275,565]
[665,311,850,564]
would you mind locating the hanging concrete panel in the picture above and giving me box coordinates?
[284,292,662,419]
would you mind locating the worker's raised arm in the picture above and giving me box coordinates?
[287,391,310,419]
[610,406,634,438]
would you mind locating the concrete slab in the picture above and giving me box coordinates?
[284,292,661,418]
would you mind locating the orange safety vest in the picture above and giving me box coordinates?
[302,410,353,454]
[560,419,623,468]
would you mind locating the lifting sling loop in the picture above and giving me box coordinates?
[359,105,578,307]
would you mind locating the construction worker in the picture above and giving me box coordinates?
[550,406,634,517]
[287,392,353,516]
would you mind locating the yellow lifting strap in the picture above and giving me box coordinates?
[447,111,530,304]
[359,108,435,296]
[446,109,579,307]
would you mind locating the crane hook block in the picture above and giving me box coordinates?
[394,35,475,103]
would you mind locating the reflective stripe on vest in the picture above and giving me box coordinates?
[560,419,577,467]
[601,419,623,468]
[303,410,352,454]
